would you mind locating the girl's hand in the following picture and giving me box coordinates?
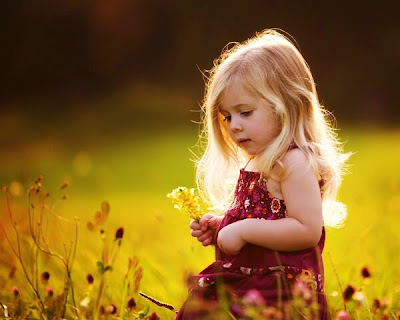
[217,221,246,255]
[190,213,223,246]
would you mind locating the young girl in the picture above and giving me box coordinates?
[176,29,349,320]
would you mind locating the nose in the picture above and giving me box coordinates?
[229,115,243,133]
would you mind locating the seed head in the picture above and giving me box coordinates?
[147,312,160,320]
[343,285,356,302]
[127,297,136,310]
[86,274,94,284]
[41,271,50,282]
[115,227,124,240]
[99,306,105,315]
[361,266,371,278]
[373,298,381,310]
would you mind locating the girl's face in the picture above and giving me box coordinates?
[219,81,281,157]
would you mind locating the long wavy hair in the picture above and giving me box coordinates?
[195,29,351,228]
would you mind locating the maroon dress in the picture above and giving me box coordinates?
[176,166,330,320]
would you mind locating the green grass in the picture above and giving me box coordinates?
[1,122,400,319]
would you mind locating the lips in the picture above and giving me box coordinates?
[238,139,251,145]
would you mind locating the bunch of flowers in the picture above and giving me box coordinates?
[167,186,203,221]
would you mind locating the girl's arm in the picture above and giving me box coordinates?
[217,148,323,254]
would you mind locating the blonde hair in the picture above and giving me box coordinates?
[195,29,351,228]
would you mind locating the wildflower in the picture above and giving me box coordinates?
[372,298,381,310]
[80,297,90,308]
[87,221,94,231]
[61,180,70,189]
[331,290,339,297]
[167,186,203,221]
[86,274,94,284]
[115,227,124,240]
[41,271,50,283]
[95,211,106,224]
[127,297,136,310]
[292,280,312,301]
[129,256,139,269]
[336,310,351,320]
[11,286,19,297]
[361,266,371,278]
[381,315,389,320]
[46,287,53,297]
[35,176,43,184]
[243,289,265,306]
[62,194,68,200]
[381,297,389,309]
[353,291,366,306]
[147,312,160,320]
[101,201,110,213]
[105,304,117,314]
[343,285,356,302]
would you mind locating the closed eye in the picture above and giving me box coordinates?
[240,110,253,117]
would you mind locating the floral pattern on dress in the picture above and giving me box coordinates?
[226,169,287,220]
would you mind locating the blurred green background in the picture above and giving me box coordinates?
[1,1,400,319]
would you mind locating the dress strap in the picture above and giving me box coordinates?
[243,157,254,170]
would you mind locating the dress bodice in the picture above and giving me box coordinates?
[225,169,288,221]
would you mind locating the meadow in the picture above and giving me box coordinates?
[0,94,399,319]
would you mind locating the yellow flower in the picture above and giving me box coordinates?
[167,186,203,221]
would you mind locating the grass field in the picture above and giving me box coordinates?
[1,113,400,319]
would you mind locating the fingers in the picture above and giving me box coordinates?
[199,218,209,231]
[197,230,212,242]
[190,214,221,247]
[201,236,213,246]
[190,219,201,230]
[190,229,203,237]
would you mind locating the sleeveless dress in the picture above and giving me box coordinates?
[176,155,330,320]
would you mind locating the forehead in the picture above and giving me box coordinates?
[219,81,255,112]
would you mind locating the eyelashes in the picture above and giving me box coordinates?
[221,110,253,122]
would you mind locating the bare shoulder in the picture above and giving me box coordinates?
[281,148,311,174]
